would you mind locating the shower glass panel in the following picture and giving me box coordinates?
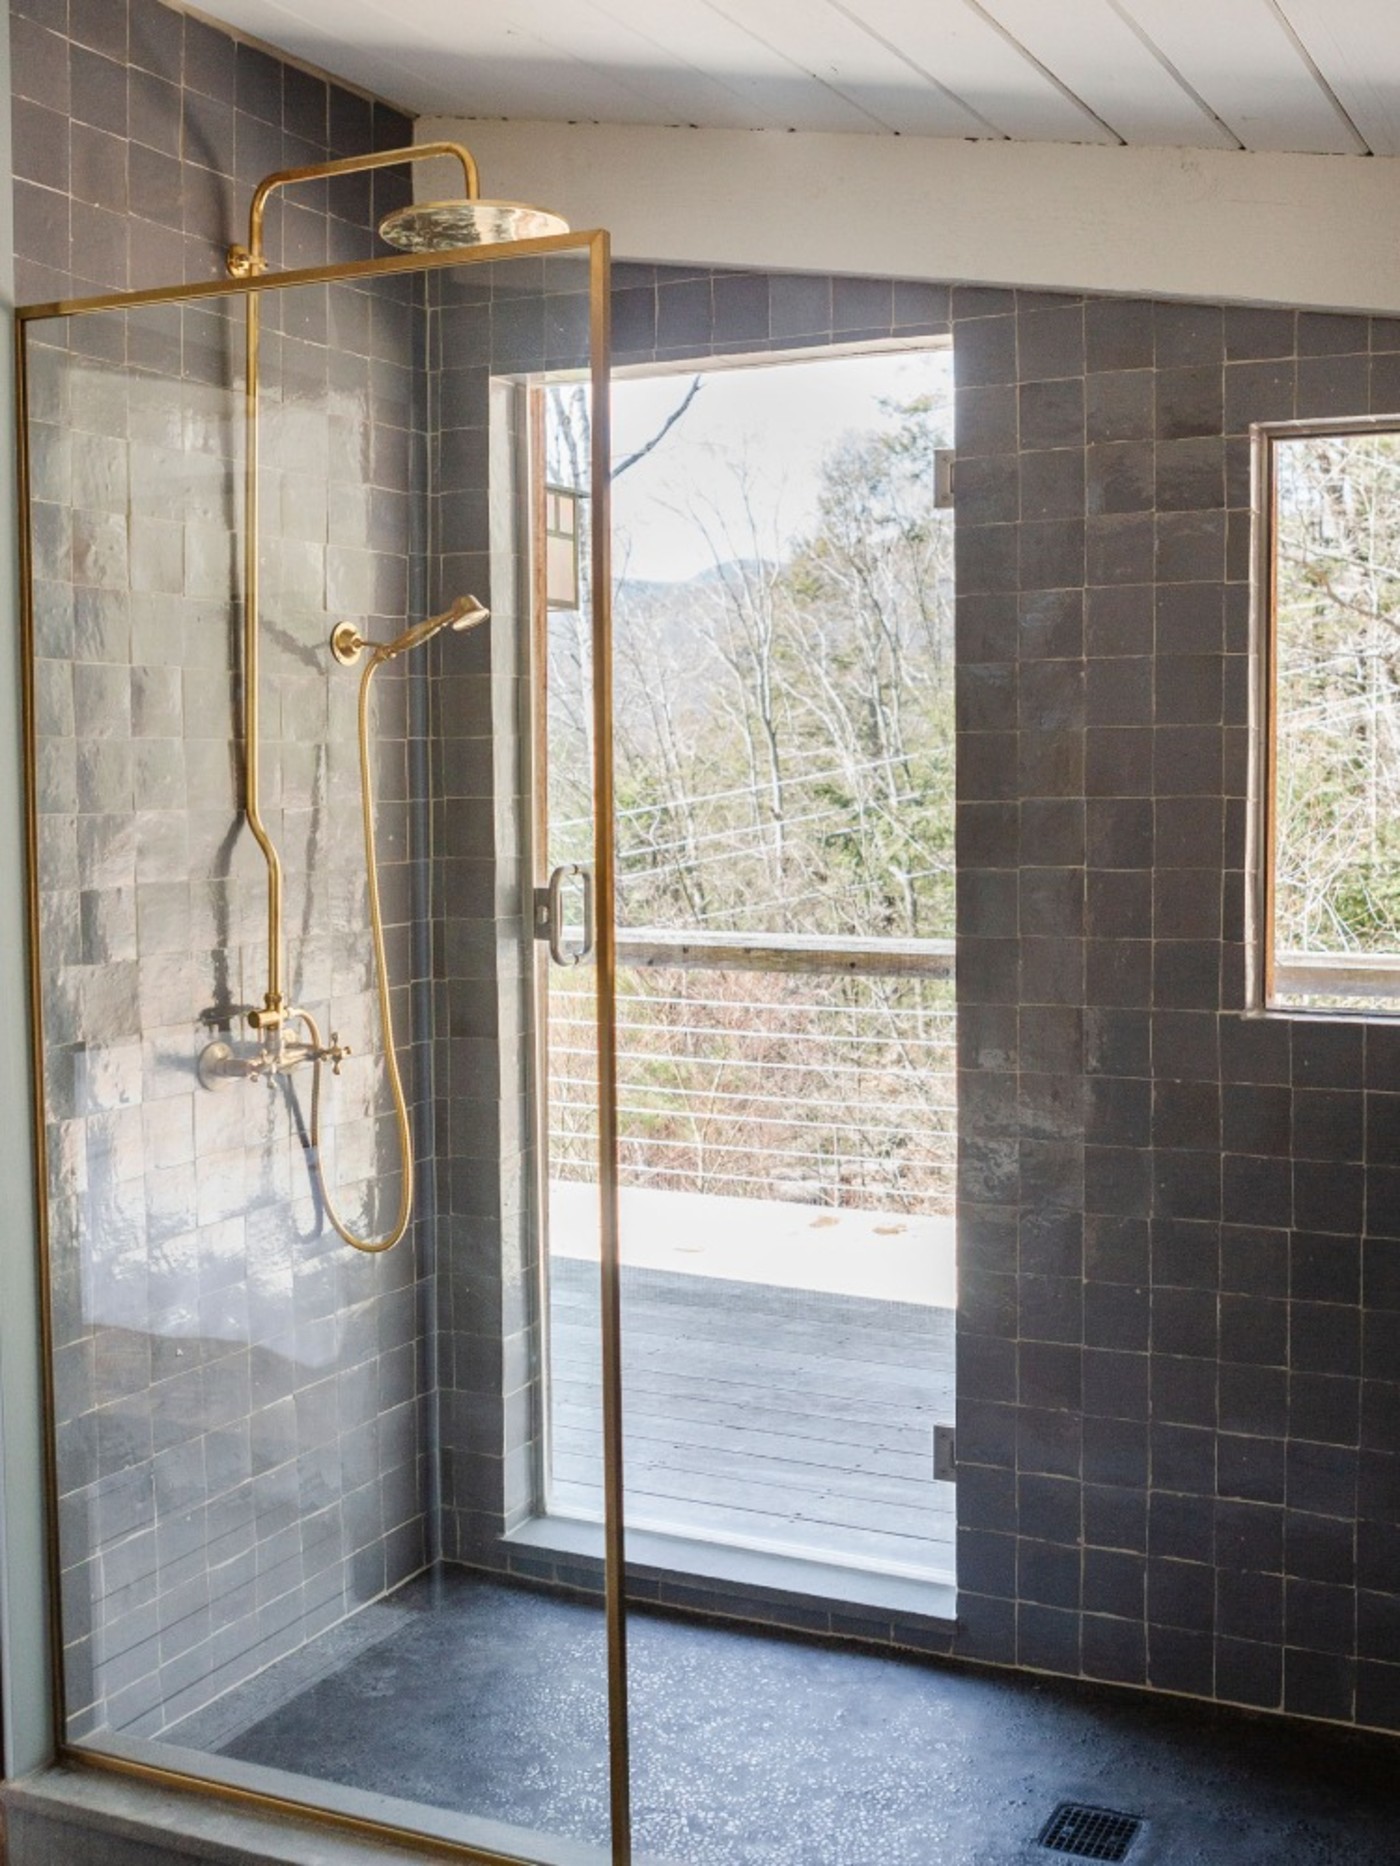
[20,238,624,1866]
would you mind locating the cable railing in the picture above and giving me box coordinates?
[548,931,956,1215]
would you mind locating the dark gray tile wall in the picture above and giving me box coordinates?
[428,259,593,1567]
[10,0,414,307]
[565,264,1400,1732]
[427,271,527,1568]
[948,286,1400,1734]
[13,0,433,1740]
[608,262,951,367]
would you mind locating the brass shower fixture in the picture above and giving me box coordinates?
[330,594,490,668]
[225,140,567,280]
[228,142,445,278]
[215,138,553,1252]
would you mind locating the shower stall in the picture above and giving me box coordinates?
[18,147,630,1864]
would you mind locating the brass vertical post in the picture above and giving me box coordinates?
[240,283,287,1025]
[588,233,633,1866]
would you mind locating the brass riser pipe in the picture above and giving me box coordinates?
[241,286,285,1021]
[231,142,482,1246]
[232,140,480,1033]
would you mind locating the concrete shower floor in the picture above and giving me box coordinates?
[172,1568,1400,1865]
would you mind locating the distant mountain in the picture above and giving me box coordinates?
[616,557,778,603]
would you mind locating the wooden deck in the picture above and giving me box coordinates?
[548,1257,956,1581]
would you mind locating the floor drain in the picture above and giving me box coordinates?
[1037,1803,1143,1861]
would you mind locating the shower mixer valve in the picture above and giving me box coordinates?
[197,1018,351,1092]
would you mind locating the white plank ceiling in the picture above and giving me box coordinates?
[202,0,1400,155]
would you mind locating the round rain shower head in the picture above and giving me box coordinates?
[378,199,569,252]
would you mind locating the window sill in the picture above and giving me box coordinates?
[1248,1002,1400,1024]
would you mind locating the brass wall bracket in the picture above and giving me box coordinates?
[225,245,268,279]
[330,622,368,667]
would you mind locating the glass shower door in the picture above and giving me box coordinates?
[19,234,628,1866]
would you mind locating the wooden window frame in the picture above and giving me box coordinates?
[1249,414,1400,1017]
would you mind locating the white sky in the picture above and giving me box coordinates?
[610,347,951,585]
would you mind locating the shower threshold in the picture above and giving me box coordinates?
[506,1512,958,1637]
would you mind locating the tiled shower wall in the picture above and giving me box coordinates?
[14,0,434,1738]
[11,0,413,305]
[608,262,951,366]
[429,261,593,1567]
[946,288,1400,1734]
[515,264,1400,1733]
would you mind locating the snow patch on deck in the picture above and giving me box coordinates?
[548,1180,956,1308]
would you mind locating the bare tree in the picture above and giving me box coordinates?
[546,378,961,1212]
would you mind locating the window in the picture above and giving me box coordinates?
[1253,418,1400,1014]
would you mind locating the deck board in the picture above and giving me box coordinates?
[552,1404,935,1477]
[548,1257,956,1579]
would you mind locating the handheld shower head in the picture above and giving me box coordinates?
[382,593,490,660]
[330,595,490,668]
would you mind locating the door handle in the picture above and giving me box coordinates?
[535,863,596,966]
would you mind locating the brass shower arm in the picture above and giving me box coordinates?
[227,140,481,277]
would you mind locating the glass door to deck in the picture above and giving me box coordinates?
[535,345,957,1588]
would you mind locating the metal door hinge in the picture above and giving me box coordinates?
[934,448,955,510]
[934,1424,957,1482]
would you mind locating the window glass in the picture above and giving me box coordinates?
[1266,426,1400,1012]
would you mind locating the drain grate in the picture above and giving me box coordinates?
[1037,1803,1142,1862]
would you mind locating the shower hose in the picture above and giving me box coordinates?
[295,642,413,1254]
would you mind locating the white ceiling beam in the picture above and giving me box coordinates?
[1117,0,1366,154]
[424,116,1400,316]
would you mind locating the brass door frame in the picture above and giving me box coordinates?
[525,378,561,1522]
[14,229,630,1866]
[523,374,606,1532]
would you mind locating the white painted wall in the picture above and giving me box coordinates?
[417,117,1400,314]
